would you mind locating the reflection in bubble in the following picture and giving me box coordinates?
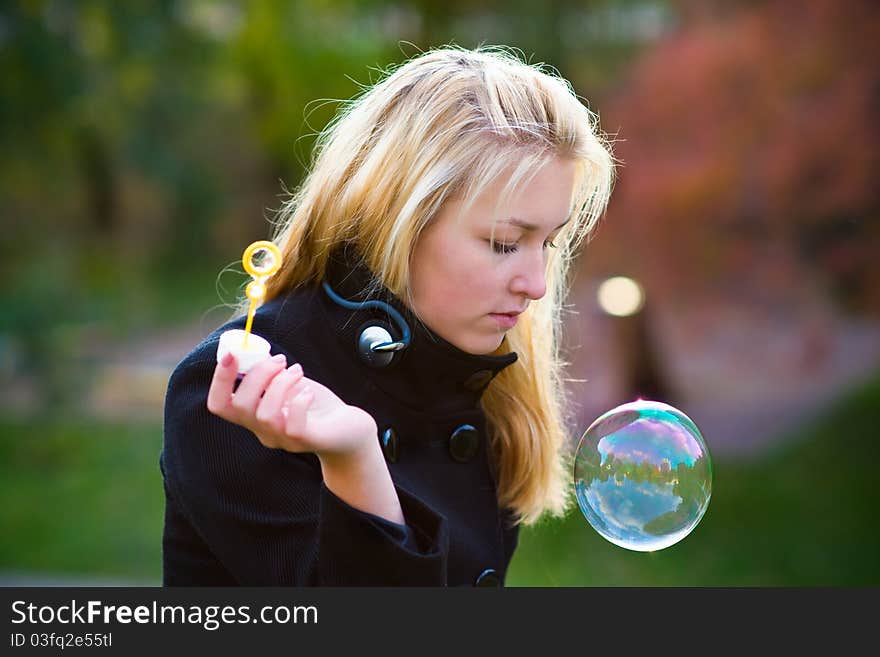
[574,400,712,552]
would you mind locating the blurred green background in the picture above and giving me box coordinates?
[1,0,878,586]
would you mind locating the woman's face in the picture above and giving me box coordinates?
[410,156,577,355]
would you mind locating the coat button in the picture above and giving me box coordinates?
[463,369,494,392]
[449,424,479,463]
[380,427,399,463]
[474,569,502,587]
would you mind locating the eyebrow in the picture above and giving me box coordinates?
[499,217,571,232]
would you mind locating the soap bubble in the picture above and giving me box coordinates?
[573,400,712,552]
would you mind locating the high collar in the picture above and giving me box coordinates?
[316,245,519,414]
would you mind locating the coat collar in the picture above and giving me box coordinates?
[316,244,519,414]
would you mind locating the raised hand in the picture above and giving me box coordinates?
[206,353,378,462]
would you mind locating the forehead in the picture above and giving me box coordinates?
[496,216,570,232]
[453,157,577,230]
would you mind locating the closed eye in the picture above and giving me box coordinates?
[489,239,558,255]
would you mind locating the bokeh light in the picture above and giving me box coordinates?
[597,276,645,317]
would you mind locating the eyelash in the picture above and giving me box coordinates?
[490,239,558,255]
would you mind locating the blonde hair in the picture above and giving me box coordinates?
[252,45,615,526]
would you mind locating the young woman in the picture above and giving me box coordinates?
[160,45,615,586]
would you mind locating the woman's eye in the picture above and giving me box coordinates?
[490,240,518,254]
[489,239,558,254]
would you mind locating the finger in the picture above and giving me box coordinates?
[230,354,287,415]
[278,370,313,419]
[283,386,315,444]
[284,371,312,399]
[207,352,238,417]
[255,363,304,426]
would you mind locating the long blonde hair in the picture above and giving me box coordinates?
[253,45,615,525]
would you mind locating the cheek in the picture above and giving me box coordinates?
[428,257,474,315]
[417,248,487,319]
[437,246,497,312]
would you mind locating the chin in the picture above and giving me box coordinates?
[436,320,505,356]
[457,334,505,356]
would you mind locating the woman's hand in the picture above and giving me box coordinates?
[206,352,379,462]
[206,350,405,526]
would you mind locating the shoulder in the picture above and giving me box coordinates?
[167,285,321,389]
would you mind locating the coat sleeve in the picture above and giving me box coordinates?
[161,347,449,586]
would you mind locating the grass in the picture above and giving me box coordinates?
[507,372,880,586]
[0,416,165,583]
[1,372,878,586]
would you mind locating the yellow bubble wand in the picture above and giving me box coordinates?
[241,240,282,348]
[216,240,284,374]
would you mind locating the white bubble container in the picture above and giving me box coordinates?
[217,329,272,374]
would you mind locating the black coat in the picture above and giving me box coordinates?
[160,246,521,586]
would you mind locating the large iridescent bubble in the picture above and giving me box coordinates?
[573,400,712,552]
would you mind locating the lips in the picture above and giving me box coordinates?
[489,313,520,329]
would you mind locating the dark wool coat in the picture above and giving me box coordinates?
[160,246,521,586]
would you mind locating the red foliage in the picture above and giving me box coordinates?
[590,0,880,314]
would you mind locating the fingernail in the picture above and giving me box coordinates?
[288,363,302,373]
[271,354,286,362]
[220,352,233,367]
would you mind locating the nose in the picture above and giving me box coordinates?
[509,251,547,301]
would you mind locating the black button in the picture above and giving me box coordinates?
[463,369,494,392]
[449,424,479,463]
[474,569,501,587]
[380,427,399,463]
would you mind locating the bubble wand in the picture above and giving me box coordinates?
[216,240,283,374]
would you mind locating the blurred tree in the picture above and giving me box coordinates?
[226,0,670,183]
[592,0,880,315]
[0,0,225,405]
[613,300,676,403]
[227,0,397,185]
